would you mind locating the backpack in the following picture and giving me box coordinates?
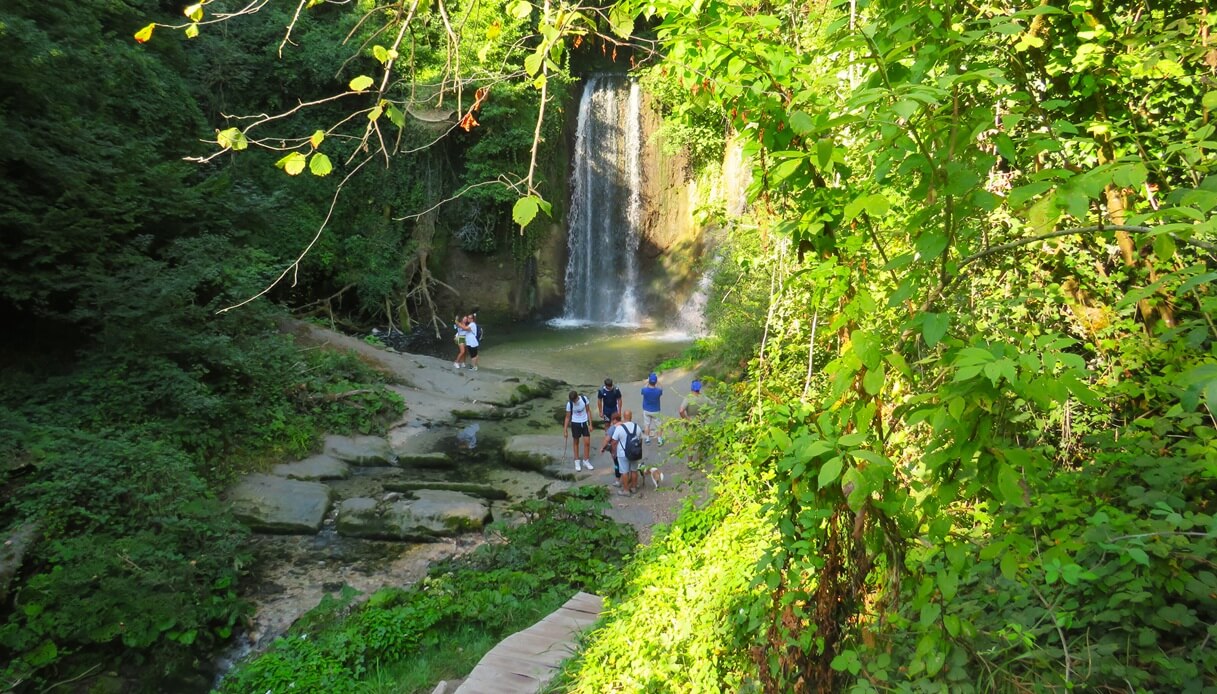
[623,422,643,462]
[475,323,484,342]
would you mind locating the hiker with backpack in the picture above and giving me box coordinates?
[601,410,643,496]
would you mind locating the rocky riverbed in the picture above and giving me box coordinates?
[220,320,708,669]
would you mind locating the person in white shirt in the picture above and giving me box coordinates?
[601,410,642,495]
[463,314,480,371]
[564,390,594,471]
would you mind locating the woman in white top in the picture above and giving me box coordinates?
[452,315,469,369]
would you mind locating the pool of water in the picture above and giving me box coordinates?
[475,322,694,386]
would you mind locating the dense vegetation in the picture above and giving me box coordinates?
[0,0,555,689]
[562,0,1217,691]
[2,0,1214,691]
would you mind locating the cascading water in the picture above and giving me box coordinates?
[560,75,643,325]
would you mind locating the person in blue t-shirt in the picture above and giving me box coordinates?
[597,378,622,430]
[640,372,664,445]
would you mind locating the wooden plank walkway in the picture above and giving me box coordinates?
[453,591,603,694]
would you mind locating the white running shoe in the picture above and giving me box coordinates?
[574,460,582,471]
[453,362,461,369]
[645,437,651,444]
[583,459,594,470]
[471,366,478,371]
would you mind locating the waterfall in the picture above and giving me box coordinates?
[560,76,643,325]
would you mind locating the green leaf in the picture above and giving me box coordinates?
[1126,547,1150,567]
[385,105,405,128]
[373,45,390,64]
[183,4,203,21]
[843,193,889,222]
[916,230,948,259]
[842,466,868,511]
[1203,91,1217,111]
[1000,550,1019,580]
[863,366,884,395]
[27,640,58,667]
[997,463,1025,506]
[818,456,844,489]
[921,313,949,347]
[275,152,308,176]
[349,75,375,92]
[789,110,814,136]
[309,153,333,177]
[816,138,833,169]
[184,23,199,39]
[524,49,544,77]
[310,130,325,148]
[509,0,532,19]
[216,128,247,151]
[1008,180,1054,208]
[1152,233,1176,260]
[608,3,634,37]
[513,196,540,228]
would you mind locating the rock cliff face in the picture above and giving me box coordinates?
[441,81,737,326]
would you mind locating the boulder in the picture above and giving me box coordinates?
[272,454,350,481]
[228,474,332,534]
[502,434,561,472]
[0,522,40,603]
[324,434,396,466]
[336,491,491,541]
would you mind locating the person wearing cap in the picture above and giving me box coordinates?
[679,379,704,421]
[597,377,623,431]
[640,372,664,445]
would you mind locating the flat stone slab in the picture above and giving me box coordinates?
[272,454,350,481]
[228,474,332,534]
[324,434,396,466]
[336,491,491,541]
[502,435,565,472]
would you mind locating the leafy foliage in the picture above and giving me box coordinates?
[564,0,1217,691]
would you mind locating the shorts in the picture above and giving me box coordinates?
[467,345,479,357]
[570,421,590,439]
[643,410,661,431]
[456,335,466,345]
[623,459,640,473]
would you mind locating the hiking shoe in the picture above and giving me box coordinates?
[645,437,651,444]
[616,489,632,497]
[613,478,621,487]
[574,460,582,472]
[583,459,594,470]
[657,437,664,446]
[471,366,478,371]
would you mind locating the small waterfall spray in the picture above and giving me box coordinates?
[560,76,644,325]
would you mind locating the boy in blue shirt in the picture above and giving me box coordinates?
[640,372,664,445]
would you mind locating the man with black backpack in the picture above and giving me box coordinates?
[601,410,643,496]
